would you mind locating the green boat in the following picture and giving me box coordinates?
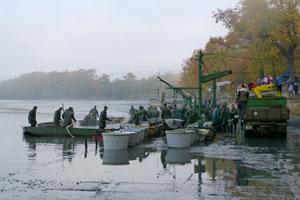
[22,122,118,137]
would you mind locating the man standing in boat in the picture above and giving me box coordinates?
[99,106,111,129]
[28,106,38,127]
[62,107,77,127]
[53,107,63,126]
[89,106,99,125]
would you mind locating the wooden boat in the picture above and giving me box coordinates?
[79,117,125,126]
[22,122,118,137]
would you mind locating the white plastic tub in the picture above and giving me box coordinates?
[125,128,145,144]
[102,132,130,150]
[165,129,194,148]
[128,131,139,147]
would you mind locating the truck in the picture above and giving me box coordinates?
[244,85,289,137]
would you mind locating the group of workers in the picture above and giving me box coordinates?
[128,103,199,127]
[205,104,239,133]
[28,86,248,133]
[28,105,111,129]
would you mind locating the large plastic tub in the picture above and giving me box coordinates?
[165,129,194,148]
[125,128,146,144]
[102,132,130,150]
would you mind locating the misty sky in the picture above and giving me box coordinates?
[0,0,239,80]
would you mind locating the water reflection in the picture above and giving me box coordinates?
[102,150,129,165]
[23,135,273,189]
[23,135,95,163]
[166,149,191,164]
[100,148,152,165]
[160,148,273,188]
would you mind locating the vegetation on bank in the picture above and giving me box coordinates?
[0,69,179,100]
[180,0,300,90]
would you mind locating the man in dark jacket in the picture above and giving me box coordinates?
[28,106,38,127]
[62,107,76,127]
[89,106,99,125]
[161,103,171,119]
[53,107,63,126]
[99,106,111,129]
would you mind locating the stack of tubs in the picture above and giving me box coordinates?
[102,128,145,150]
[165,129,199,148]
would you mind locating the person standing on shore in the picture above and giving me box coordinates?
[161,103,171,119]
[28,106,38,127]
[237,84,249,119]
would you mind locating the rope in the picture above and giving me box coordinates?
[66,122,75,138]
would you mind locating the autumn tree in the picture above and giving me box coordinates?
[214,0,300,78]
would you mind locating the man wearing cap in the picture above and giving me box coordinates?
[99,106,111,129]
[53,107,63,126]
[62,107,77,127]
[28,106,38,127]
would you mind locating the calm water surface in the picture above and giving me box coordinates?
[0,100,300,200]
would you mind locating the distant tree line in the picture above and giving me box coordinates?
[0,69,179,100]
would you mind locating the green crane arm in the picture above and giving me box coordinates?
[201,70,232,83]
[165,70,233,91]
[157,76,189,99]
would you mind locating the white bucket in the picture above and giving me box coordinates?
[102,132,130,150]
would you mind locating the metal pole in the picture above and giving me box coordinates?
[197,51,204,126]
[213,79,216,107]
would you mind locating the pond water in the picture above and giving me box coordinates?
[0,100,299,199]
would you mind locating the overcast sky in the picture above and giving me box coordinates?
[0,0,239,80]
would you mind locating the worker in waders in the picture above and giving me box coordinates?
[53,107,63,126]
[184,106,194,127]
[28,106,38,127]
[230,104,239,133]
[129,105,136,119]
[237,84,249,120]
[138,106,149,122]
[212,105,221,132]
[99,106,111,129]
[89,106,99,125]
[220,104,229,133]
[160,103,171,136]
[62,107,77,127]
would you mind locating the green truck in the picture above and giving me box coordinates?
[244,96,289,137]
